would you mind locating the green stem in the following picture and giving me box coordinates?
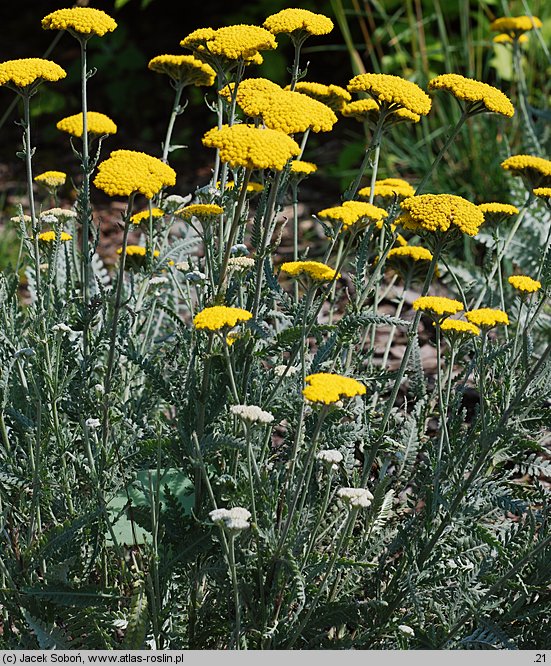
[227,534,241,649]
[161,81,185,163]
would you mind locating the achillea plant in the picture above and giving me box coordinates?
[0,3,550,653]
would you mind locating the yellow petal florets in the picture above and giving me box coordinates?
[280,260,340,282]
[290,160,317,176]
[399,194,484,236]
[202,124,300,171]
[57,111,117,138]
[359,178,415,200]
[193,305,253,331]
[534,187,551,199]
[303,373,366,405]
[465,308,509,328]
[490,15,542,38]
[34,171,66,188]
[413,296,464,317]
[478,202,519,219]
[130,208,165,225]
[264,9,333,36]
[501,155,551,189]
[42,8,117,37]
[508,275,541,293]
[94,150,176,199]
[38,231,72,242]
[0,58,66,89]
[175,204,225,219]
[342,98,421,124]
[317,201,387,231]
[148,55,216,87]
[440,319,480,337]
[292,81,351,112]
[428,74,514,118]
[387,246,433,263]
[347,73,432,116]
[182,25,276,61]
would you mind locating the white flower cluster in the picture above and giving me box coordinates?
[316,449,343,470]
[209,507,251,532]
[273,365,299,377]
[228,256,255,271]
[148,276,169,286]
[230,404,274,425]
[40,208,77,223]
[162,194,192,213]
[337,487,374,508]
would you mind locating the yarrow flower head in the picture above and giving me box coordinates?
[280,260,340,283]
[303,373,366,405]
[181,25,276,63]
[478,202,519,225]
[130,208,165,225]
[508,275,541,294]
[193,305,253,331]
[209,507,251,533]
[57,112,117,138]
[37,231,72,243]
[359,178,415,200]
[148,55,215,87]
[501,155,551,191]
[465,308,509,329]
[117,245,159,258]
[228,256,255,272]
[337,487,374,509]
[264,8,333,37]
[42,8,117,38]
[202,124,300,171]
[292,81,351,112]
[0,58,66,91]
[316,449,343,471]
[413,296,464,319]
[290,160,318,177]
[317,201,388,232]
[387,246,434,283]
[347,73,432,117]
[399,194,484,236]
[342,98,421,125]
[94,150,176,199]
[439,319,481,338]
[40,208,77,224]
[221,79,337,134]
[428,74,514,117]
[534,187,551,200]
[490,15,542,40]
[175,204,224,221]
[230,404,274,425]
[34,171,66,189]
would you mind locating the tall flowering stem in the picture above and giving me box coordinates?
[161,81,185,163]
[344,111,386,201]
[78,36,92,321]
[101,194,135,451]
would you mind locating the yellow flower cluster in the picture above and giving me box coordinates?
[0,58,66,89]
[490,15,542,38]
[359,178,415,200]
[501,155,551,189]
[493,33,529,45]
[193,305,253,331]
[534,187,551,199]
[221,78,337,134]
[440,319,480,337]
[182,25,276,62]
[508,275,541,293]
[117,245,160,258]
[219,180,264,193]
[42,8,117,37]
[38,231,72,242]
[148,55,215,87]
[202,124,300,171]
[290,160,317,175]
[387,246,433,263]
[176,204,224,219]
[413,296,464,317]
[399,194,484,236]
[264,8,333,36]
[35,171,66,188]
[465,308,509,328]
[317,201,387,231]
[57,112,117,138]
[342,99,421,124]
[347,73,432,116]
[292,81,351,112]
[428,74,514,118]
[280,260,340,282]
[303,372,366,405]
[94,150,176,199]
[130,208,165,225]
[478,202,519,219]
